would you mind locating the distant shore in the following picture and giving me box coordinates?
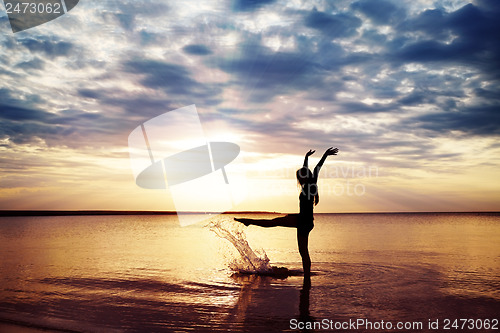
[0,210,281,217]
[0,210,498,217]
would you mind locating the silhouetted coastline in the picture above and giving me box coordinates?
[0,210,280,217]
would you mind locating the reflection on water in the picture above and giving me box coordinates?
[228,274,271,328]
[298,276,313,332]
[0,213,498,332]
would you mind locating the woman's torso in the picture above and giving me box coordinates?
[298,183,316,234]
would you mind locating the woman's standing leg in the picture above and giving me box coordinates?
[297,233,311,276]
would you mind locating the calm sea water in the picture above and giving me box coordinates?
[0,213,499,332]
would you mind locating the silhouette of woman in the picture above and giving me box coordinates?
[235,147,339,277]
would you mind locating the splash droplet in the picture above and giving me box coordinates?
[207,218,271,274]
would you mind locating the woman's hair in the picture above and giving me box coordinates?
[296,167,319,206]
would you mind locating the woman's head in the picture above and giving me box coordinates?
[296,167,319,205]
[296,167,312,186]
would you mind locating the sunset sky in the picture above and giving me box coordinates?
[0,0,499,213]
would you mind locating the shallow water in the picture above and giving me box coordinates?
[0,213,499,332]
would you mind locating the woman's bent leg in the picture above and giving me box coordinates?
[235,214,298,228]
[297,233,311,276]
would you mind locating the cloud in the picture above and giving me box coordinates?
[0,103,52,123]
[475,0,500,12]
[138,30,163,46]
[336,101,396,114]
[397,9,448,40]
[351,0,404,25]
[394,2,500,77]
[395,40,458,63]
[0,87,45,111]
[123,59,221,100]
[474,87,500,101]
[98,1,170,31]
[15,57,45,70]
[232,0,276,12]
[304,8,362,38]
[114,13,135,30]
[408,105,500,136]
[77,89,102,100]
[211,29,338,103]
[182,44,212,56]
[0,87,131,147]
[99,93,179,120]
[19,37,74,57]
[0,102,69,145]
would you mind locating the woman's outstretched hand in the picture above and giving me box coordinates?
[324,147,339,156]
[306,149,316,157]
[313,147,338,176]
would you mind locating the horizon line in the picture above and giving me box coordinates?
[0,210,499,217]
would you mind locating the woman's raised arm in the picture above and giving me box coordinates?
[303,149,315,168]
[314,147,338,179]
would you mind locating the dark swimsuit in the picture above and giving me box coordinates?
[297,187,315,236]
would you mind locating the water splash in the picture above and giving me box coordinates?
[207,218,272,274]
